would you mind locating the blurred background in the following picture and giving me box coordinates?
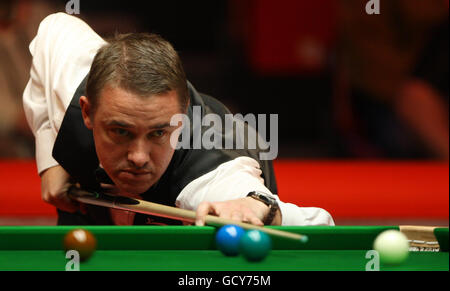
[0,0,448,225]
[1,0,449,160]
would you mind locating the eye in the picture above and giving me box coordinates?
[150,130,165,138]
[112,128,130,137]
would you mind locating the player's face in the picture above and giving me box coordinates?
[80,86,184,196]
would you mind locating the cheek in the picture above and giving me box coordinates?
[93,129,126,167]
[151,145,175,170]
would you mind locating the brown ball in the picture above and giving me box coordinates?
[63,229,97,261]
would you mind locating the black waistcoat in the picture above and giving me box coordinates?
[52,77,277,225]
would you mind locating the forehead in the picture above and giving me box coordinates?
[95,86,182,122]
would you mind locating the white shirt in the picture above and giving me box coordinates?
[23,13,335,226]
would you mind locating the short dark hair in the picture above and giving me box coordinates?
[86,33,188,113]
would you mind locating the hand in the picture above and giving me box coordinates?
[99,183,121,196]
[40,165,80,213]
[195,197,276,227]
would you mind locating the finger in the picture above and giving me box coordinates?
[57,192,80,213]
[240,209,265,226]
[195,202,210,226]
[55,200,79,213]
[43,193,74,213]
[100,183,120,195]
[195,201,215,226]
[248,216,264,226]
[230,211,244,223]
[100,183,115,189]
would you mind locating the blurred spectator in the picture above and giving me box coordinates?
[334,0,449,160]
[0,0,61,157]
[396,19,449,160]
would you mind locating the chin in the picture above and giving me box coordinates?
[123,185,153,197]
[113,180,152,197]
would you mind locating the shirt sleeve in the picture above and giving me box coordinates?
[175,156,335,226]
[22,12,106,174]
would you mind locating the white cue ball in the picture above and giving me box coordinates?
[373,230,410,265]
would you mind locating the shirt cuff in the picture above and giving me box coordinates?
[277,201,335,226]
[35,127,59,175]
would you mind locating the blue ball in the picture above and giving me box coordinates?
[239,230,272,262]
[215,225,245,256]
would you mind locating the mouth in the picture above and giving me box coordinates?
[122,169,151,175]
[118,169,152,181]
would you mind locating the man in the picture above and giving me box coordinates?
[23,13,334,226]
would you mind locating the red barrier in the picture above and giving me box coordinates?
[0,160,448,219]
[0,160,55,216]
[273,160,449,219]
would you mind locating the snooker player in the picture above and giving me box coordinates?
[23,13,334,226]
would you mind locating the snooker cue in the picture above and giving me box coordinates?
[68,186,308,243]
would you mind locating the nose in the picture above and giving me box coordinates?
[127,139,150,169]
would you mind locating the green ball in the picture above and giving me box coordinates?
[373,230,410,265]
[239,230,272,262]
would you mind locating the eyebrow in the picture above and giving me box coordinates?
[106,120,172,130]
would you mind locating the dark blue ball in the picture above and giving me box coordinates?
[215,225,245,256]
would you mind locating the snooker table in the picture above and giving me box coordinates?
[0,225,448,271]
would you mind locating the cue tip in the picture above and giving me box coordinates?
[300,235,309,243]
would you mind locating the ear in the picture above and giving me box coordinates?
[80,96,94,130]
[183,96,190,113]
